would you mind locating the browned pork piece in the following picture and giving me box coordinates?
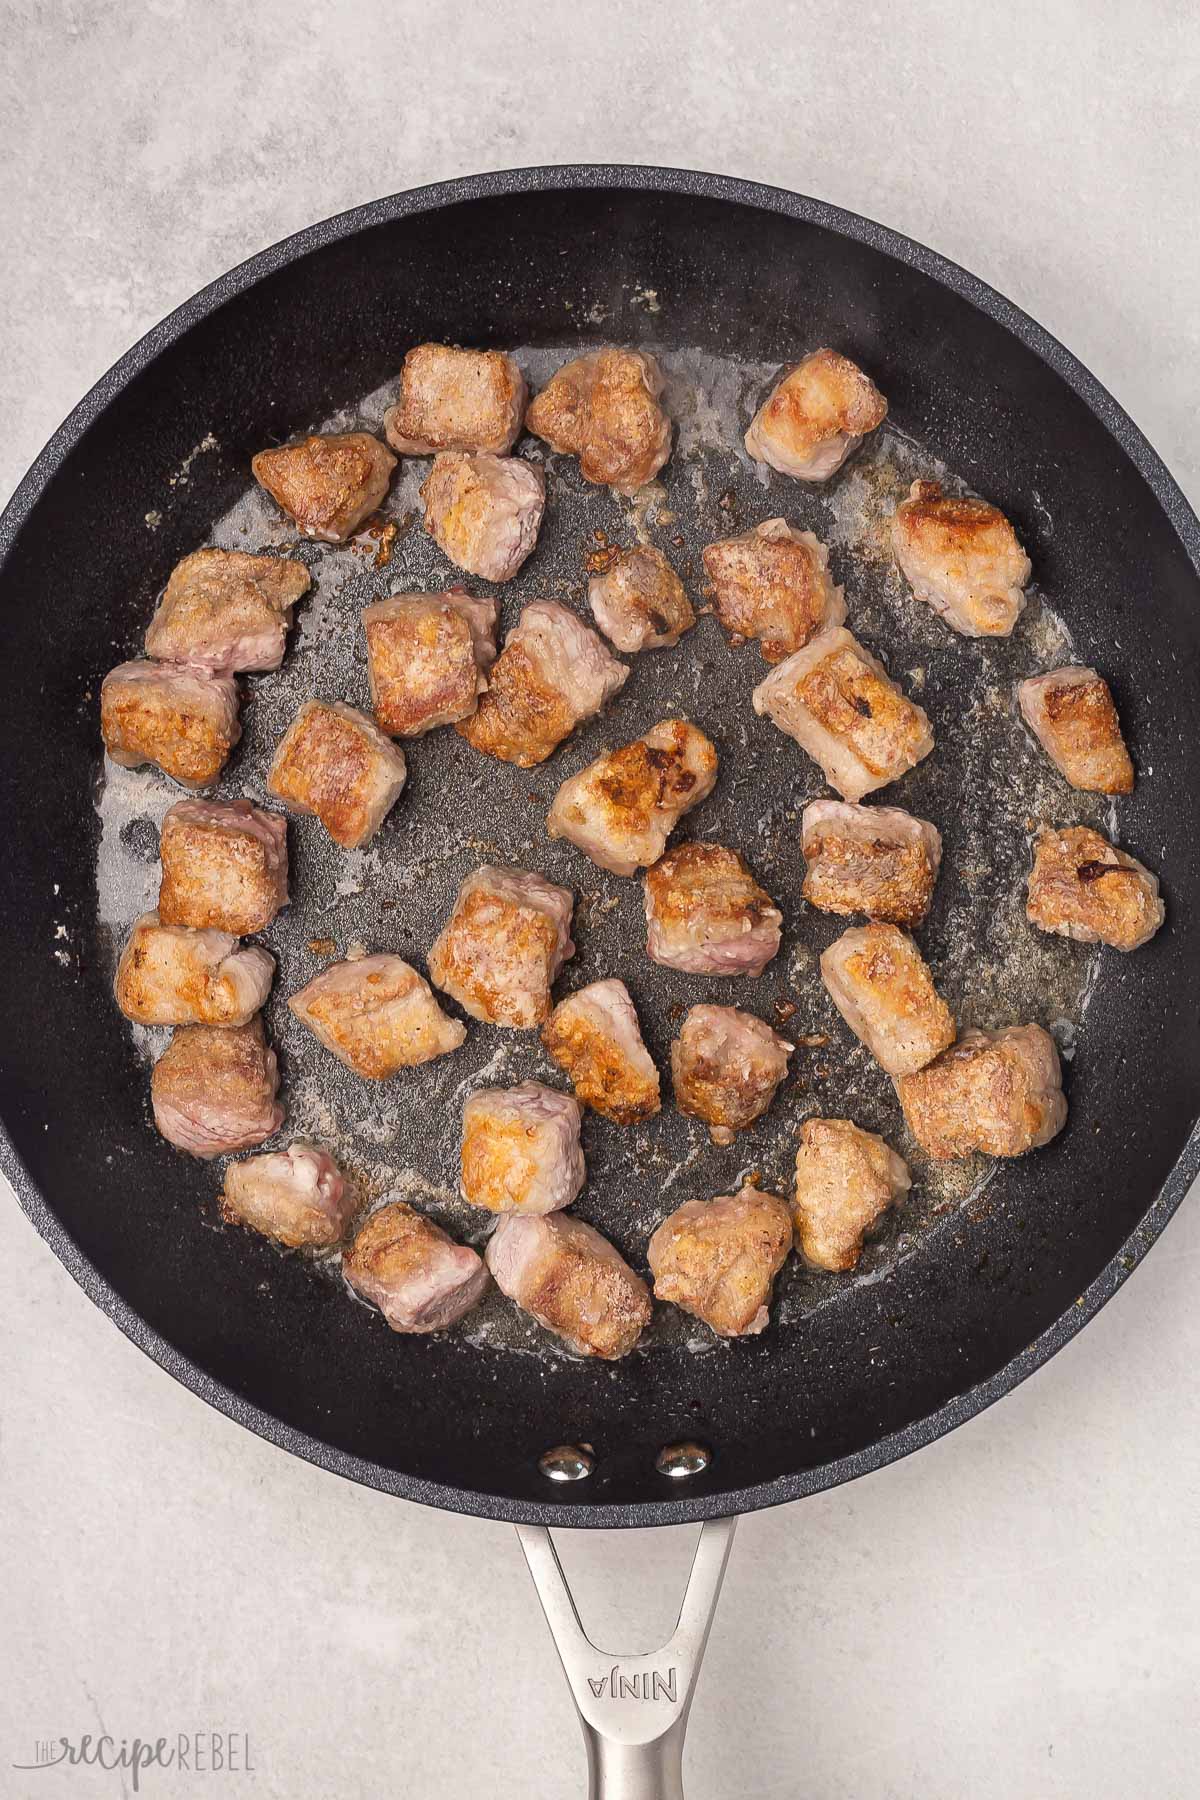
[745,349,888,482]
[145,548,311,674]
[158,799,289,935]
[456,601,628,767]
[820,923,954,1076]
[801,800,942,926]
[792,1117,911,1272]
[344,1202,488,1333]
[541,979,660,1124]
[1026,825,1164,952]
[115,913,274,1028]
[526,348,672,493]
[1017,667,1134,794]
[383,343,527,455]
[671,1005,792,1145]
[460,1082,585,1215]
[428,865,574,1028]
[267,699,407,849]
[752,626,934,801]
[150,1018,283,1159]
[419,452,545,582]
[644,842,782,977]
[587,545,696,652]
[251,431,396,542]
[546,719,718,875]
[892,479,1031,638]
[702,519,845,663]
[220,1143,351,1250]
[289,955,466,1078]
[485,1212,651,1359]
[896,1024,1067,1161]
[101,660,240,789]
[648,1186,793,1338]
[363,590,499,737]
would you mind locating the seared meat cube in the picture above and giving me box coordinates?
[115,912,274,1028]
[289,954,466,1078]
[1026,825,1164,952]
[363,590,498,737]
[267,699,407,849]
[547,719,718,876]
[892,479,1031,638]
[792,1117,911,1272]
[1017,667,1134,794]
[460,1082,585,1215]
[150,1018,283,1159]
[383,343,527,455]
[801,800,942,926]
[101,660,240,789]
[158,799,289,935]
[648,1185,793,1338]
[526,348,672,494]
[486,1212,651,1359]
[420,451,545,582]
[344,1201,488,1333]
[896,1024,1067,1161]
[753,626,934,801]
[251,431,396,543]
[428,864,574,1028]
[541,978,660,1124]
[587,545,696,652]
[702,519,845,663]
[820,923,954,1076]
[457,601,628,768]
[745,348,888,482]
[670,1004,791,1145]
[220,1142,351,1250]
[144,547,310,674]
[644,842,782,977]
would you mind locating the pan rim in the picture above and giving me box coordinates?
[2,162,1198,1528]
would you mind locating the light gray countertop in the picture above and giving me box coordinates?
[3,4,1199,1796]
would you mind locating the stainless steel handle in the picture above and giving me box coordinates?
[516,1518,738,1800]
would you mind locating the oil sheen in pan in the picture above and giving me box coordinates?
[93,344,1115,1361]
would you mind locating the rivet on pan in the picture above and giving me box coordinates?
[539,1444,595,1483]
[655,1441,711,1479]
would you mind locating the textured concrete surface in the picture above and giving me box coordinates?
[3,3,1199,1796]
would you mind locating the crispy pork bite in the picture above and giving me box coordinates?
[892,479,1031,638]
[1026,825,1164,952]
[525,348,672,494]
[587,545,696,652]
[541,978,660,1124]
[648,1186,793,1338]
[547,719,718,876]
[115,912,274,1028]
[485,1212,651,1359]
[792,1118,911,1272]
[745,348,888,482]
[821,923,954,1076]
[702,519,845,664]
[101,660,240,789]
[267,699,407,849]
[1017,667,1134,794]
[144,548,311,674]
[383,343,527,455]
[344,1202,488,1334]
[158,799,289,935]
[460,1082,585,1215]
[251,431,396,543]
[456,600,628,768]
[428,864,574,1028]
[220,1142,351,1250]
[801,800,942,926]
[753,626,934,801]
[363,590,498,737]
[896,1024,1067,1161]
[644,842,783,977]
[420,451,545,582]
[670,1004,791,1145]
[151,1018,283,1159]
[289,954,466,1078]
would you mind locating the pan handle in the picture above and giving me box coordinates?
[516,1518,738,1799]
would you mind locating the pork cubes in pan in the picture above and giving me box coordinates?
[547,719,718,876]
[744,349,888,483]
[644,842,782,977]
[456,601,627,767]
[793,1118,911,1272]
[383,344,527,456]
[151,1018,283,1159]
[1017,667,1134,794]
[541,979,660,1124]
[252,432,396,542]
[649,1186,793,1338]
[101,661,240,789]
[220,1143,350,1250]
[526,348,671,494]
[363,590,498,737]
[344,1202,488,1333]
[587,545,696,653]
[896,1024,1067,1161]
[267,699,407,849]
[158,799,289,936]
[460,1082,585,1215]
[115,913,274,1028]
[820,923,955,1077]
[703,519,845,663]
[420,452,545,583]
[145,547,310,674]
[289,955,466,1078]
[486,1212,651,1359]
[892,479,1030,638]
[1026,825,1163,952]
[801,800,942,927]
[670,1005,791,1146]
[428,865,574,1028]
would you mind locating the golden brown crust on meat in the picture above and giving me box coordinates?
[158,815,283,935]
[151,1018,276,1113]
[702,530,834,663]
[837,923,955,1045]
[455,639,576,767]
[146,548,310,662]
[365,602,479,736]
[796,647,927,778]
[802,832,935,926]
[251,433,395,541]
[524,1235,652,1359]
[648,1189,792,1337]
[526,349,670,491]
[1038,677,1134,794]
[894,480,1013,550]
[541,1009,660,1125]
[429,887,561,1027]
[644,842,777,937]
[460,1114,544,1212]
[760,349,888,449]
[267,703,401,849]
[896,1028,1064,1161]
[384,344,524,454]
[792,1117,907,1271]
[343,1201,449,1286]
[1026,825,1163,951]
[100,681,236,787]
[591,545,695,646]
